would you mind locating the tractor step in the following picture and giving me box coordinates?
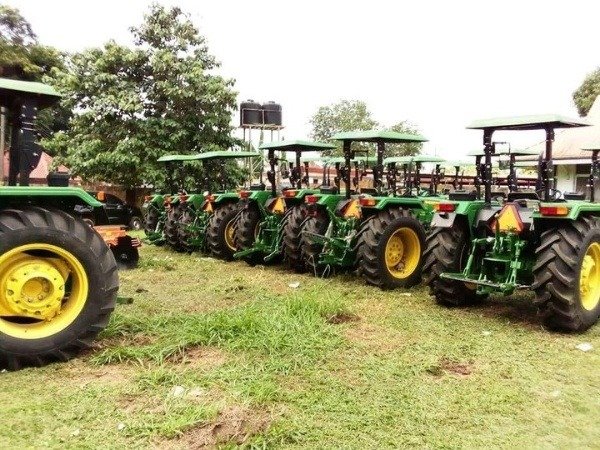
[441,272,530,292]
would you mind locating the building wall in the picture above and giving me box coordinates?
[555,165,576,194]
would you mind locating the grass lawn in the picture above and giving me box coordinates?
[2,243,600,449]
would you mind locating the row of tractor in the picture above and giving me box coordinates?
[143,117,600,334]
[2,76,599,372]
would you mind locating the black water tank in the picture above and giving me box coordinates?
[262,101,282,126]
[47,171,71,187]
[240,99,263,127]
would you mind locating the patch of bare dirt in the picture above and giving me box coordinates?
[177,405,271,449]
[427,357,474,377]
[327,312,361,324]
[167,346,228,370]
[65,360,134,387]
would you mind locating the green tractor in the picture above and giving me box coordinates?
[301,130,437,289]
[233,140,335,267]
[174,150,260,257]
[424,114,600,332]
[143,154,198,246]
[0,78,119,369]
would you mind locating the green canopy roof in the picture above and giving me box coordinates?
[581,143,600,151]
[384,155,445,165]
[494,148,540,156]
[444,160,472,167]
[332,130,428,143]
[157,151,260,162]
[259,140,336,151]
[0,77,62,109]
[300,155,326,163]
[327,156,374,164]
[467,114,590,131]
[157,154,203,162]
[198,150,261,159]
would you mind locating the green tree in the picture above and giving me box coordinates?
[44,5,239,191]
[309,100,378,156]
[573,67,600,116]
[309,100,423,157]
[385,121,424,157]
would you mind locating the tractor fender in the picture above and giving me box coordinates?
[430,212,457,228]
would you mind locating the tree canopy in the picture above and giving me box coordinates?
[43,5,240,190]
[309,99,423,157]
[573,67,600,117]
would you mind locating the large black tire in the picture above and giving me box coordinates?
[177,205,200,253]
[282,204,309,272]
[423,221,485,306]
[356,208,426,289]
[533,217,600,332]
[234,205,263,266]
[207,202,239,261]
[144,206,160,235]
[0,207,119,370]
[300,207,330,276]
[164,204,185,252]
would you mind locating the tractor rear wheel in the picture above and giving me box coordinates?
[207,202,239,261]
[423,221,485,306]
[283,204,309,272]
[234,205,263,266]
[144,206,159,235]
[533,216,600,332]
[300,207,330,276]
[164,204,185,252]
[0,207,118,370]
[356,208,426,289]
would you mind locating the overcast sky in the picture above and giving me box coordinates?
[8,0,600,157]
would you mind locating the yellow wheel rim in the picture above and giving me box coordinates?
[384,227,421,279]
[225,219,236,251]
[580,242,600,311]
[0,244,88,340]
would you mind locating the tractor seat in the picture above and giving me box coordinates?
[319,185,339,194]
[564,192,586,201]
[250,183,266,191]
[507,191,540,202]
[449,190,477,201]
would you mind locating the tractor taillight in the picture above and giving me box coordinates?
[539,205,570,216]
[436,203,456,213]
[306,195,318,204]
[205,194,215,202]
[284,190,297,198]
[239,190,250,199]
[359,197,377,207]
